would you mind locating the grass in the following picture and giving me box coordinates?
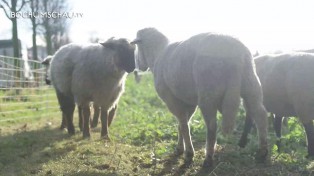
[0,74,314,175]
[0,87,59,125]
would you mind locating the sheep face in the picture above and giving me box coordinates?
[132,28,169,71]
[132,31,149,71]
[41,56,52,85]
[134,42,149,71]
[101,39,136,73]
[131,38,148,71]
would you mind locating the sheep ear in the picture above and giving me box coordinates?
[41,56,52,65]
[100,42,116,50]
[107,37,115,41]
[131,38,141,45]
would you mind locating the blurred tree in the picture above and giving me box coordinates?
[89,36,101,43]
[88,31,102,43]
[1,0,27,87]
[25,0,71,58]
[27,0,39,60]
[38,0,70,55]
[51,31,71,50]
[0,0,27,58]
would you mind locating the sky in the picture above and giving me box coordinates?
[1,0,314,53]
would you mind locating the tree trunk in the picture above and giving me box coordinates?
[31,0,38,60]
[32,22,38,60]
[45,28,53,55]
[12,18,20,58]
[11,0,21,87]
[43,0,53,55]
[11,0,20,58]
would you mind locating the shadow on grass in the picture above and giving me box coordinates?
[66,171,119,176]
[1,123,313,175]
[154,154,181,175]
[0,126,74,175]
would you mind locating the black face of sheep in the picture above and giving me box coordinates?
[131,38,149,71]
[101,39,136,73]
[45,77,51,85]
[41,56,52,85]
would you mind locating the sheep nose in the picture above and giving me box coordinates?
[126,67,135,73]
[45,79,51,85]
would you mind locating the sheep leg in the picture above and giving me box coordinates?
[176,109,195,164]
[100,108,110,140]
[91,104,100,128]
[82,105,91,138]
[78,106,83,131]
[163,98,196,163]
[60,113,67,130]
[56,92,75,135]
[175,124,184,156]
[134,70,141,83]
[157,84,196,161]
[168,112,188,156]
[241,77,268,162]
[303,121,314,157]
[173,106,196,158]
[244,100,268,161]
[199,103,217,168]
[273,114,283,152]
[238,112,253,148]
[221,85,241,135]
[108,105,117,127]
[64,105,75,135]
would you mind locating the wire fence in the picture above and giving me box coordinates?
[0,55,60,123]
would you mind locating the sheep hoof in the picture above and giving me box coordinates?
[276,139,282,152]
[102,135,111,141]
[67,125,75,136]
[83,133,91,138]
[305,154,314,159]
[183,157,193,166]
[68,130,75,136]
[202,157,213,168]
[184,151,194,165]
[238,137,248,148]
[173,148,184,156]
[255,149,268,163]
[185,151,194,158]
[91,123,98,128]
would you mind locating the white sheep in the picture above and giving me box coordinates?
[42,56,104,130]
[239,52,314,157]
[239,49,314,152]
[50,38,135,138]
[132,28,268,167]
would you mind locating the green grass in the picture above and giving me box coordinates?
[0,87,59,126]
[0,74,314,175]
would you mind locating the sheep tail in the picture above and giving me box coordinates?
[221,84,241,135]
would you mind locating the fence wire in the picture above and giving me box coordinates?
[0,55,60,123]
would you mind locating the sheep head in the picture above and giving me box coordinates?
[41,55,53,85]
[41,55,52,65]
[132,28,169,72]
[101,38,136,73]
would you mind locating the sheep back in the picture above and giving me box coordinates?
[50,43,88,95]
[155,33,251,107]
